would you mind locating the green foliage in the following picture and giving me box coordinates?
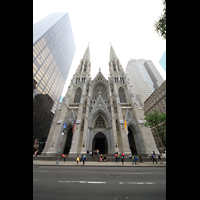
[154,0,166,39]
[142,110,166,147]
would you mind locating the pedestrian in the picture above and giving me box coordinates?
[103,153,107,162]
[87,150,89,158]
[149,152,152,160]
[121,153,124,165]
[129,154,132,159]
[115,152,118,162]
[117,153,120,162]
[152,154,157,164]
[90,150,92,157]
[34,150,38,159]
[134,156,138,165]
[82,154,86,165]
[64,154,66,162]
[132,155,135,165]
[80,154,83,162]
[139,154,143,163]
[99,154,102,162]
[76,154,80,165]
[158,152,163,163]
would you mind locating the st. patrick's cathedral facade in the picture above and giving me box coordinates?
[42,44,159,157]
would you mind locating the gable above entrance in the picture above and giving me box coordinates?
[88,96,112,128]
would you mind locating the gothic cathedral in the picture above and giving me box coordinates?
[42,44,159,157]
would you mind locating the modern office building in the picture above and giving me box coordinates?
[159,51,166,71]
[33,12,76,146]
[126,59,164,105]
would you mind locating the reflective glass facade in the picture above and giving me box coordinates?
[33,13,76,146]
[126,59,164,104]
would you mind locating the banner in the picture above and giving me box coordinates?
[72,120,76,134]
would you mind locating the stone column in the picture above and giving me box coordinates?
[114,83,131,156]
[68,96,84,157]
[108,83,119,153]
[80,94,91,154]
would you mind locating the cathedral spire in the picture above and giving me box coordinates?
[83,43,90,61]
[110,42,118,62]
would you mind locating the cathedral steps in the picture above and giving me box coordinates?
[33,155,166,162]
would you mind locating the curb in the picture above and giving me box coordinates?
[33,163,166,167]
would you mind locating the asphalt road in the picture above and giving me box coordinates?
[33,166,166,200]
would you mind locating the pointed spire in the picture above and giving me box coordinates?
[83,43,90,61]
[110,43,117,61]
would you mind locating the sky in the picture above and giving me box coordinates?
[33,0,166,97]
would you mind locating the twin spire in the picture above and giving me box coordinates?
[83,43,90,61]
[82,42,118,62]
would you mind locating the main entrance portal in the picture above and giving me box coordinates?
[128,127,137,155]
[63,128,73,155]
[92,132,108,154]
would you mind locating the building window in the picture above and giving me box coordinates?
[95,116,105,128]
[119,87,127,103]
[74,88,82,103]
[113,62,116,71]
[84,62,87,71]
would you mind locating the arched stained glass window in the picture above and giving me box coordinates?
[74,88,82,103]
[119,87,127,103]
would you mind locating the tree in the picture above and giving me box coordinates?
[154,0,166,39]
[142,110,166,147]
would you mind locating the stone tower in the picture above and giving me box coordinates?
[42,44,159,157]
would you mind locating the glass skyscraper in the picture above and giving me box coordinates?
[126,59,164,105]
[33,12,76,146]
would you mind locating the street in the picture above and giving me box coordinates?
[33,166,166,200]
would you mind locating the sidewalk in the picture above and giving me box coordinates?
[33,159,166,167]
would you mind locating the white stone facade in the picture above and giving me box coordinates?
[42,44,159,157]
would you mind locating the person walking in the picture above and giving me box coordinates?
[152,154,157,164]
[117,153,120,162]
[64,154,67,162]
[134,156,138,165]
[132,155,135,165]
[115,152,118,162]
[149,152,152,160]
[82,154,86,165]
[121,153,124,165]
[34,150,38,159]
[76,154,80,165]
[158,152,163,163]
[87,150,89,158]
[139,154,143,163]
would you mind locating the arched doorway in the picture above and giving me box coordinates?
[63,128,73,155]
[128,126,137,155]
[92,132,108,154]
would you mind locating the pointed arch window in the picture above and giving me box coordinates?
[117,61,120,71]
[74,88,82,103]
[95,116,105,128]
[119,87,127,103]
[80,62,83,72]
[113,62,116,71]
[84,62,87,72]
